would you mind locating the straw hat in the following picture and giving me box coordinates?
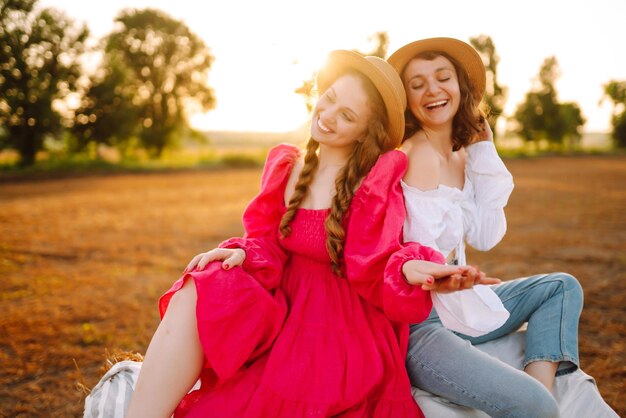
[316,50,407,150]
[387,37,486,102]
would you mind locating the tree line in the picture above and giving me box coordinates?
[1,0,625,167]
[0,0,214,166]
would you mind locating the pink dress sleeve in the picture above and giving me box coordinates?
[344,150,444,324]
[157,144,298,385]
[219,143,299,290]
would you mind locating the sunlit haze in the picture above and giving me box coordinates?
[40,0,626,134]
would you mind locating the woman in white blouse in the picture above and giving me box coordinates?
[387,38,616,418]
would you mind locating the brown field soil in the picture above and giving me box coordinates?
[1,155,625,417]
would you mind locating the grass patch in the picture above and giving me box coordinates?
[1,131,623,181]
[497,146,626,159]
[1,157,624,416]
[0,146,269,181]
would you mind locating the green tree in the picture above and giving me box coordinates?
[469,35,507,141]
[295,32,389,114]
[558,102,585,149]
[0,0,88,166]
[513,91,543,144]
[601,80,626,148]
[82,8,215,157]
[72,56,138,152]
[513,56,585,149]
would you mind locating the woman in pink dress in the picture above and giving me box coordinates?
[125,50,472,418]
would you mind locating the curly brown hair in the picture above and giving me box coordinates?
[402,51,486,151]
[279,70,389,276]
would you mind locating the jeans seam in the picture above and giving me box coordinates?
[407,354,517,418]
[561,284,580,366]
[495,274,559,304]
[523,354,577,365]
[496,274,580,367]
[562,284,568,364]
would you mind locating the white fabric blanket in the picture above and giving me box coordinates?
[84,330,618,418]
[413,329,619,418]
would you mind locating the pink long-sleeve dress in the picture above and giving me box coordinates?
[158,144,443,417]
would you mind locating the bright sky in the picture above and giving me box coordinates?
[41,0,626,133]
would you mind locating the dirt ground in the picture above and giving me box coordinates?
[1,154,624,417]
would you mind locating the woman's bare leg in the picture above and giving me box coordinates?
[126,279,204,418]
[525,361,559,392]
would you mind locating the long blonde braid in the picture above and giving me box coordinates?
[279,139,320,237]
[325,118,387,276]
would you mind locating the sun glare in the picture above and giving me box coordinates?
[191,43,335,133]
[38,0,626,134]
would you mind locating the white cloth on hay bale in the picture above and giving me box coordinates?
[84,361,141,418]
[412,328,619,418]
[83,329,618,418]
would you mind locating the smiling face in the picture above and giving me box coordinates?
[310,73,372,149]
[402,55,461,131]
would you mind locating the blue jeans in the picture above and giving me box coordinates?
[407,272,584,418]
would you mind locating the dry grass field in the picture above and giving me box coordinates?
[0,154,624,417]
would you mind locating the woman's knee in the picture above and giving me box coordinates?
[518,386,560,418]
[549,272,583,304]
[168,279,198,310]
[499,379,559,418]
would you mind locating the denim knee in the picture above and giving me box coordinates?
[519,388,560,418]
[551,272,583,302]
[518,385,560,418]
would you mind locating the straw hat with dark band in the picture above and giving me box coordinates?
[387,37,486,102]
[316,50,407,150]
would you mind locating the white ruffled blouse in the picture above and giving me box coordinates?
[402,141,514,265]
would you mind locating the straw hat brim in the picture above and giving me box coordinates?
[316,50,407,150]
[387,37,486,102]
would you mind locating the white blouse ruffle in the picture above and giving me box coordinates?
[402,141,514,266]
[402,141,514,337]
